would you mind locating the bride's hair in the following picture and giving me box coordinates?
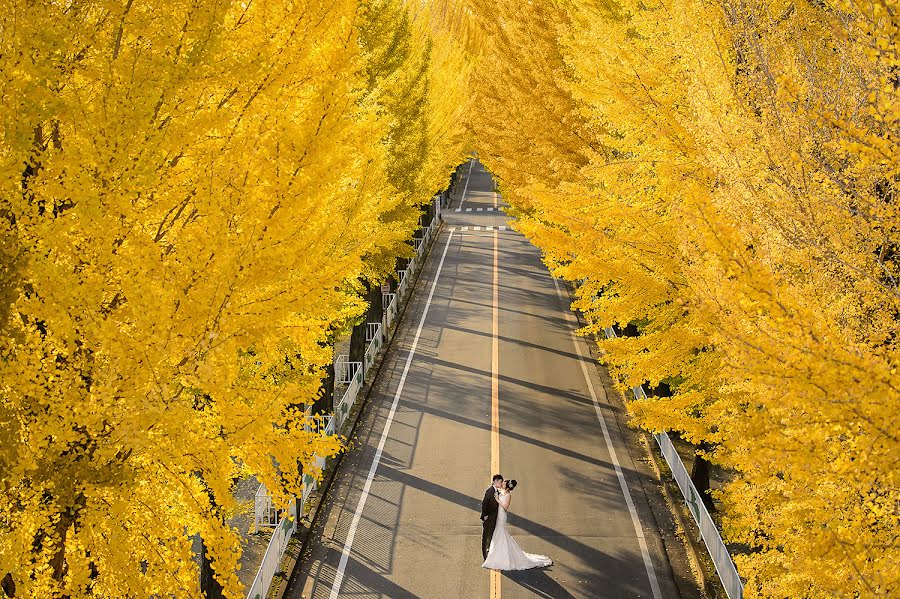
[506,479,518,491]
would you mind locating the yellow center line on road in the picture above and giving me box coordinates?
[491,232,500,474]
[490,229,501,599]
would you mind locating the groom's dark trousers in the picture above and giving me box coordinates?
[481,486,499,559]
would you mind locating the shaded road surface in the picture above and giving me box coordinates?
[284,161,690,598]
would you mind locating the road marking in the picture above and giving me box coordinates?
[455,208,461,213]
[474,226,482,231]
[477,207,483,212]
[493,190,498,209]
[490,228,501,599]
[466,208,473,212]
[457,158,475,211]
[491,229,500,474]
[491,570,501,598]
[550,277,664,599]
[499,226,506,231]
[329,231,457,599]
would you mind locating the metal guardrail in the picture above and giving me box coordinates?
[245,499,297,599]
[334,356,360,385]
[383,293,397,331]
[245,197,443,599]
[364,323,383,373]
[603,327,744,598]
[300,415,335,507]
[334,364,363,432]
[253,483,279,529]
[656,432,744,598]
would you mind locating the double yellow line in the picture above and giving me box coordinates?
[490,229,501,599]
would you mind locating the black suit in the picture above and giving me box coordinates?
[480,486,499,559]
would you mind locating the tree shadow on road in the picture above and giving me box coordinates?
[502,568,577,599]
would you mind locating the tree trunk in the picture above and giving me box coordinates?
[311,361,335,415]
[199,537,224,599]
[367,282,384,322]
[349,320,366,371]
[691,441,716,512]
[395,255,409,275]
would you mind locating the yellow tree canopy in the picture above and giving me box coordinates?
[465,0,899,595]
[0,0,469,596]
[3,0,898,596]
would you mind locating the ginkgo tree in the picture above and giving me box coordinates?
[0,0,469,597]
[465,0,899,596]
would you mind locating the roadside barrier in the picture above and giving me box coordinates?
[245,196,443,598]
[603,326,744,599]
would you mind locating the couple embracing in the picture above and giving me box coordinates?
[480,474,552,570]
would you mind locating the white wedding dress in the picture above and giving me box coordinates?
[481,492,552,570]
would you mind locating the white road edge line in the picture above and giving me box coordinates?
[456,158,475,211]
[329,231,456,599]
[551,277,664,599]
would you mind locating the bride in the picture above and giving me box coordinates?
[481,480,552,570]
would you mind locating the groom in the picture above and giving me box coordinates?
[480,474,504,559]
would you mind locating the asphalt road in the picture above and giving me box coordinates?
[284,160,687,599]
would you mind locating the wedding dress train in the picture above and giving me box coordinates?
[481,497,552,570]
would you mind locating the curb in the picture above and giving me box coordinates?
[639,431,717,598]
[273,218,445,599]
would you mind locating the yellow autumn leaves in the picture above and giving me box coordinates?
[0,1,468,597]
[467,0,898,596]
[2,0,896,596]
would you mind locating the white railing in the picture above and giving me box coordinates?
[382,292,395,310]
[300,414,335,507]
[245,499,297,599]
[334,355,360,385]
[334,361,364,432]
[364,323,383,373]
[413,237,423,252]
[657,432,743,598]
[245,205,443,599]
[603,326,744,599]
[383,293,398,332]
[397,271,409,300]
[253,483,279,529]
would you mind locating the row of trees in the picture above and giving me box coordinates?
[0,1,471,596]
[465,0,897,596]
